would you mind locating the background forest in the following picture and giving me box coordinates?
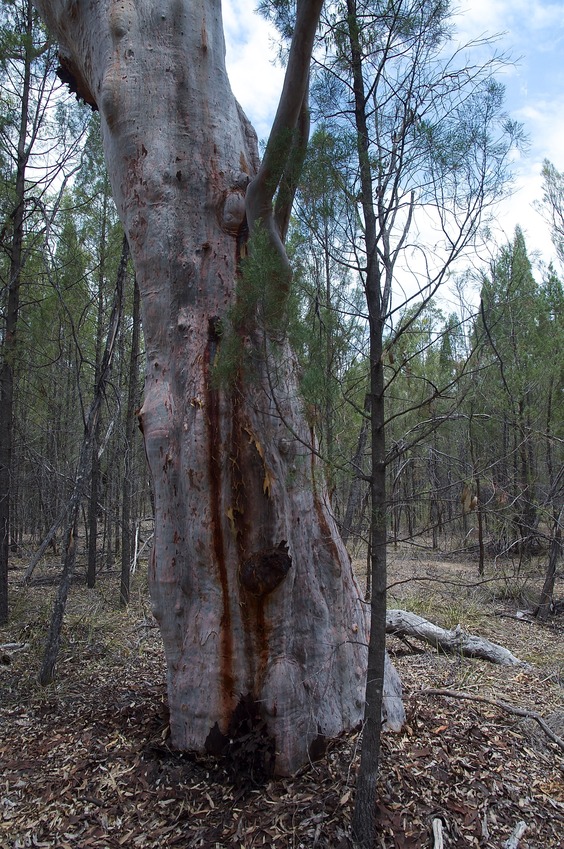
[1,2,563,847]
[1,0,562,624]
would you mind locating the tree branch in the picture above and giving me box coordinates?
[417,687,564,753]
[245,0,323,294]
[273,83,311,242]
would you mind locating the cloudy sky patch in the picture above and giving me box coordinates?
[223,0,564,270]
[223,0,284,140]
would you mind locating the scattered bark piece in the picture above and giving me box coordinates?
[3,561,564,849]
[502,820,527,849]
[432,817,444,848]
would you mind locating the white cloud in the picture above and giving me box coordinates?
[423,1,564,268]
[455,0,562,40]
[223,0,284,141]
[221,0,563,270]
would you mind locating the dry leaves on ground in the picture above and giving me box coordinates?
[1,559,563,848]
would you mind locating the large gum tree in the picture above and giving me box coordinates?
[33,0,403,775]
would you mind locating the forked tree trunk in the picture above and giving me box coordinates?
[34,0,403,775]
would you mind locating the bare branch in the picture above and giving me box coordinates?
[417,687,564,754]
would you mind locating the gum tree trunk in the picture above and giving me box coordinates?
[34,0,403,775]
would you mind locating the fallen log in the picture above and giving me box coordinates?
[0,642,28,665]
[386,609,526,666]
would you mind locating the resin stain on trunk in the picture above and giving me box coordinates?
[204,315,235,722]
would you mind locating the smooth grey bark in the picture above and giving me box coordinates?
[34,0,403,775]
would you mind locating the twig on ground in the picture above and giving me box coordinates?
[416,687,564,753]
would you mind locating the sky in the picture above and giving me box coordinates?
[222,0,564,281]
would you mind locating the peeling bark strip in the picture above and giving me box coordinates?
[33,0,405,774]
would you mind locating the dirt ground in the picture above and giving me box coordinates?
[1,546,563,848]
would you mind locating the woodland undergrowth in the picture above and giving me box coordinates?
[1,550,563,849]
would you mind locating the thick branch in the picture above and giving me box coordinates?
[247,0,322,223]
[273,85,311,242]
[245,0,323,293]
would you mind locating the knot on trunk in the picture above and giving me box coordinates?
[239,541,291,597]
[221,191,246,234]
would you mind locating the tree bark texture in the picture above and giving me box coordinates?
[34,0,404,774]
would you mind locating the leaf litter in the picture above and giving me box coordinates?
[1,555,563,848]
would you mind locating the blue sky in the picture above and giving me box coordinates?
[223,0,564,278]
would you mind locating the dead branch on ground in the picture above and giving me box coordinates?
[416,687,564,754]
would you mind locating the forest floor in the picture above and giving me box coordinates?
[1,545,563,849]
